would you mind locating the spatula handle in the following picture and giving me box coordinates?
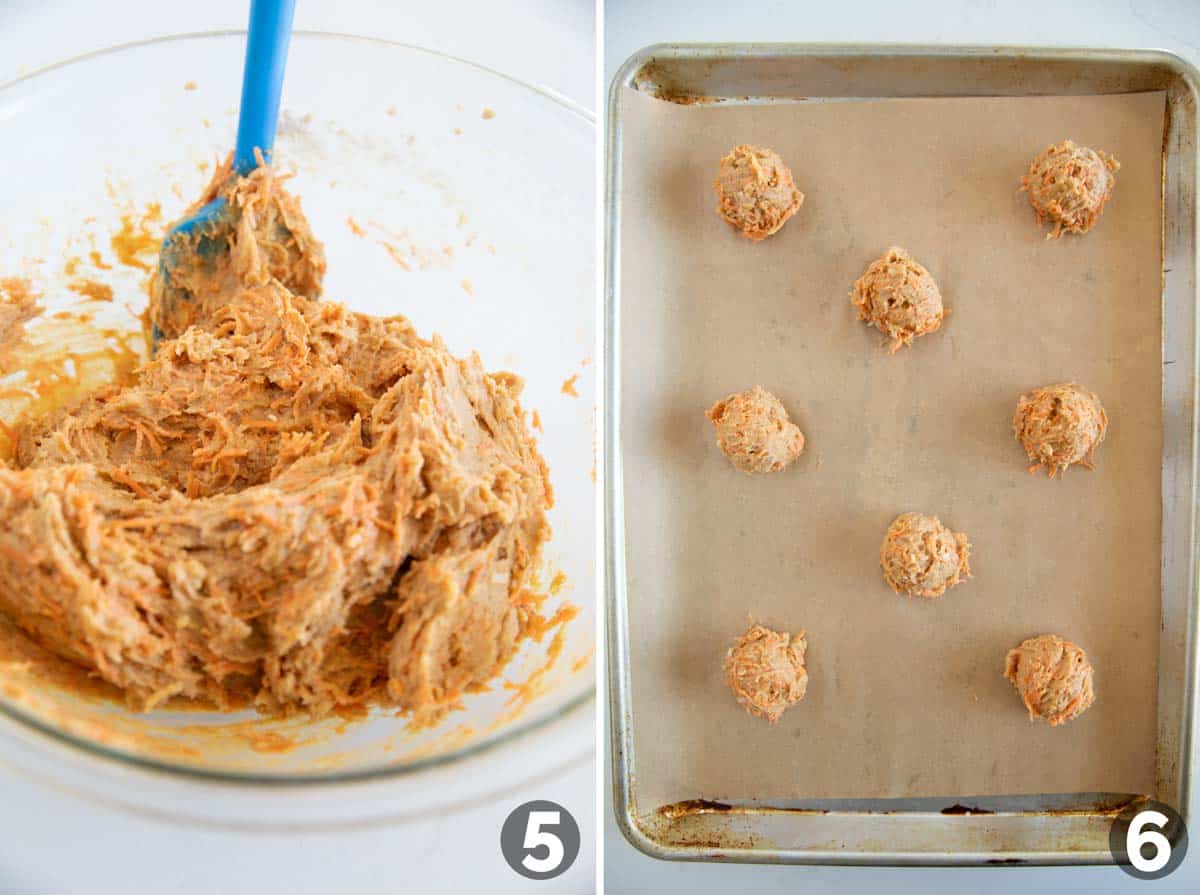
[233,0,297,175]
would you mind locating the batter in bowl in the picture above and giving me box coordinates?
[0,159,558,725]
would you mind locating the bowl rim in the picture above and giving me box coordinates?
[0,28,596,789]
[0,27,595,124]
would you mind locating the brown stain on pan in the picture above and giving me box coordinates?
[941,803,995,815]
[643,792,1143,852]
[657,798,733,820]
[643,799,776,851]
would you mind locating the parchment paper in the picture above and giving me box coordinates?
[618,88,1165,804]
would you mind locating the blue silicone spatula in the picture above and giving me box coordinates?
[153,0,297,346]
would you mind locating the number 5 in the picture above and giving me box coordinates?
[523,810,565,873]
[1127,809,1172,873]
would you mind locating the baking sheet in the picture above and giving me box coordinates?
[618,87,1165,804]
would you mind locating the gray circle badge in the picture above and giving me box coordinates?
[500,799,581,880]
[1109,799,1188,880]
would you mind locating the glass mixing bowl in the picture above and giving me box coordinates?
[0,31,594,824]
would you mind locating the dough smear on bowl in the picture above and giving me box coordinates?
[1013,381,1108,478]
[851,246,944,353]
[706,385,805,474]
[1020,140,1119,239]
[723,623,808,723]
[1004,634,1095,726]
[880,512,971,598]
[713,144,804,242]
[0,157,558,725]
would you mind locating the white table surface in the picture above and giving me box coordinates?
[0,2,596,894]
[603,0,1200,893]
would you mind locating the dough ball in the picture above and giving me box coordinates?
[724,623,809,723]
[713,144,804,242]
[706,386,805,474]
[1004,634,1095,726]
[880,512,971,598]
[851,247,944,353]
[1020,140,1120,239]
[1013,382,1108,478]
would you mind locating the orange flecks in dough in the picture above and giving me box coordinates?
[453,127,463,136]
[707,385,805,475]
[0,278,39,305]
[386,105,397,117]
[378,240,412,271]
[184,80,198,91]
[531,409,543,432]
[561,374,580,398]
[725,624,809,723]
[482,108,496,120]
[460,279,473,296]
[0,166,564,735]
[457,212,469,229]
[0,318,144,459]
[89,250,112,270]
[63,256,81,276]
[245,731,297,754]
[111,205,163,272]
[67,280,114,302]
[570,649,594,675]
[0,278,45,373]
[346,217,366,237]
[500,603,579,722]
[548,571,568,596]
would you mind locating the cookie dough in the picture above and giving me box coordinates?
[706,386,805,474]
[880,512,971,598]
[1013,382,1108,478]
[851,247,944,353]
[1004,634,1095,726]
[0,158,554,723]
[1020,140,1120,239]
[0,278,43,368]
[713,144,804,242]
[723,623,808,723]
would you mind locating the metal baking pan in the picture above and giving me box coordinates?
[604,44,1200,865]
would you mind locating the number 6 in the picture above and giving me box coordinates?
[523,810,565,873]
[1127,809,1171,873]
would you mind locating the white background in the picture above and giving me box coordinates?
[604,0,1200,893]
[5,1,1200,893]
[0,2,595,894]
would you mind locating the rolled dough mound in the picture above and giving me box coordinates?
[851,246,944,353]
[1013,381,1108,478]
[1005,634,1095,726]
[0,159,554,723]
[880,512,971,598]
[713,144,804,242]
[1020,140,1120,239]
[724,623,808,723]
[706,385,805,474]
